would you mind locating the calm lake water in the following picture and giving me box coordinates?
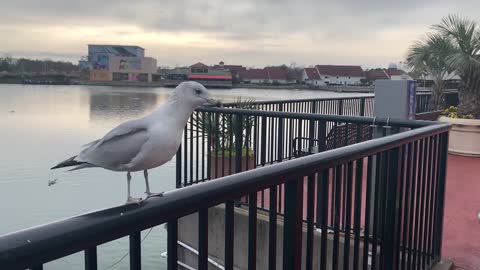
[0,84,363,269]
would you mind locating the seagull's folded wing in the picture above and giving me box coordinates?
[77,119,150,170]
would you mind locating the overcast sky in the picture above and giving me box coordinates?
[1,0,478,68]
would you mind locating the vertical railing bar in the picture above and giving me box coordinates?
[248,192,257,270]
[319,169,330,270]
[225,201,234,270]
[343,161,354,270]
[198,208,208,270]
[201,111,205,180]
[362,156,373,270]
[206,113,212,180]
[85,246,98,270]
[433,132,448,259]
[419,138,429,269]
[195,112,200,182]
[407,141,419,270]
[395,144,407,269]
[382,147,402,270]
[268,186,277,270]
[167,220,178,270]
[332,164,342,270]
[282,176,304,270]
[129,231,141,270]
[426,136,436,266]
[176,145,182,188]
[183,124,188,186]
[428,135,439,264]
[306,173,315,270]
[189,114,194,184]
[413,139,424,269]
[371,152,383,270]
[401,143,413,270]
[353,158,363,270]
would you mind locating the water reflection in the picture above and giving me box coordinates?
[89,91,159,126]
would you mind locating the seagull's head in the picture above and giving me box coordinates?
[174,81,221,108]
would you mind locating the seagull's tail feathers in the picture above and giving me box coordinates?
[51,156,91,170]
[67,163,97,171]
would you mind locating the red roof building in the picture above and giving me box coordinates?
[303,67,321,80]
[239,69,269,81]
[366,69,389,81]
[314,65,365,77]
[265,66,288,81]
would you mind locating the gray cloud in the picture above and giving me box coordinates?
[1,0,479,66]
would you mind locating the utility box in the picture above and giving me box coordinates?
[374,80,417,120]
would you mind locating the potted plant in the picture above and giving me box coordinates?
[439,106,480,156]
[194,97,257,178]
[407,15,480,157]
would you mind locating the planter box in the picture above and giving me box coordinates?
[209,154,255,179]
[439,116,480,157]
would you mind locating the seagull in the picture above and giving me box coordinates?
[51,81,220,204]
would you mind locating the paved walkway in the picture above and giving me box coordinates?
[443,155,480,270]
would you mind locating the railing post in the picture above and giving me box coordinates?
[277,104,284,162]
[175,146,182,188]
[381,147,402,270]
[260,116,267,166]
[129,232,141,270]
[235,114,243,173]
[434,132,449,258]
[360,98,366,116]
[167,220,178,270]
[283,177,303,270]
[338,99,344,115]
[84,247,97,270]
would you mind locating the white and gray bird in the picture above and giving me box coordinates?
[51,81,220,204]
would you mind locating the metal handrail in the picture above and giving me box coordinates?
[197,107,437,128]
[0,121,450,269]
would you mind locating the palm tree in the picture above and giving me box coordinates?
[407,34,455,110]
[433,15,480,117]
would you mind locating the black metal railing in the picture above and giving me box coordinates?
[178,107,423,187]
[220,91,458,116]
[0,116,449,270]
[222,96,375,116]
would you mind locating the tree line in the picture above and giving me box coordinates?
[0,56,78,74]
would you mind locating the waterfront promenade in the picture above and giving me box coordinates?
[444,155,480,270]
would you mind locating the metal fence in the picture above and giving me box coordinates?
[221,91,458,116]
[0,115,449,270]
[222,96,375,116]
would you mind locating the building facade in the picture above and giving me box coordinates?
[84,45,157,82]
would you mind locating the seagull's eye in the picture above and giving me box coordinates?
[195,89,202,95]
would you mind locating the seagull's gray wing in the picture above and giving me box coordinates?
[77,119,150,171]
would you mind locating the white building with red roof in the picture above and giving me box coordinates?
[302,67,323,85]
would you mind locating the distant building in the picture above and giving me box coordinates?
[212,61,246,84]
[238,66,291,84]
[265,66,291,84]
[165,62,232,88]
[302,67,323,85]
[238,69,269,84]
[302,65,365,85]
[365,67,413,84]
[82,45,158,82]
[314,65,365,85]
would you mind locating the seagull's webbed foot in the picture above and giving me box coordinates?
[126,196,143,205]
[145,192,164,199]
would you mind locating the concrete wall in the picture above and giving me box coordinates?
[173,205,377,270]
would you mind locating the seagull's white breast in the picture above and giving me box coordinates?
[127,122,183,171]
